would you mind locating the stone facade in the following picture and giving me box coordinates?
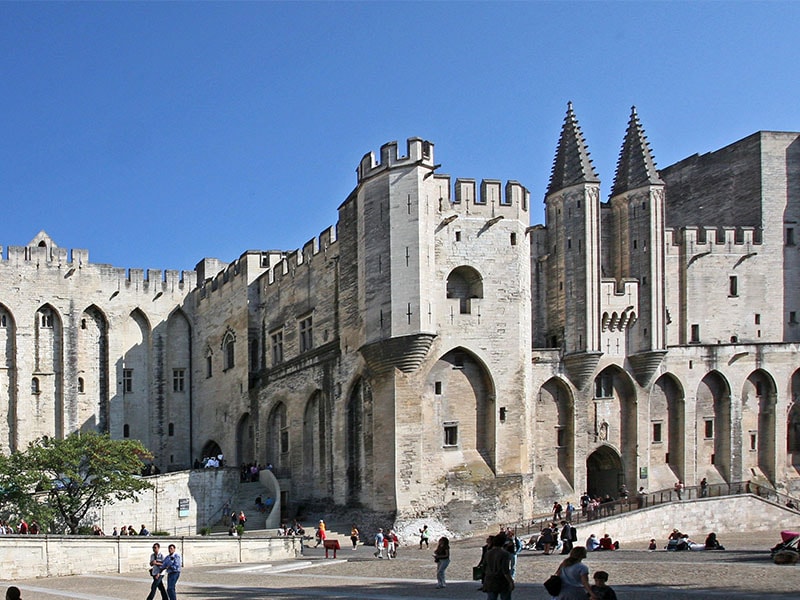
[2,107,800,534]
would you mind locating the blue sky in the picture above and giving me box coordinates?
[2,1,799,271]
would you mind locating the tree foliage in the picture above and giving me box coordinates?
[5,432,152,534]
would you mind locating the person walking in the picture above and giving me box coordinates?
[350,524,359,549]
[555,546,597,600]
[146,542,168,600]
[159,544,182,600]
[482,534,514,600]
[419,524,430,549]
[433,537,450,588]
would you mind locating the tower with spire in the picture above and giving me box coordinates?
[535,102,603,389]
[607,106,667,363]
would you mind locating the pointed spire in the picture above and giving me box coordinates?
[611,106,664,197]
[546,102,600,197]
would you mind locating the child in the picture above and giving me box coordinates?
[591,571,618,600]
[648,538,657,551]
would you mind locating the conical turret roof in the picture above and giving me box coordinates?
[611,106,664,197]
[546,102,600,197]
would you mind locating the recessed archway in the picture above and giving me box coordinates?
[586,445,623,499]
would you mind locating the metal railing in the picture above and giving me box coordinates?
[510,481,800,537]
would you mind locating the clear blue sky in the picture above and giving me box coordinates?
[2,1,799,272]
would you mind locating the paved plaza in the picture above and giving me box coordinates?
[2,532,798,599]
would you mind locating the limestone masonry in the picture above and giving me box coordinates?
[2,105,800,532]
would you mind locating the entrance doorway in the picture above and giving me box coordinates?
[586,446,623,498]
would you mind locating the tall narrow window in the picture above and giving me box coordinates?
[123,424,130,438]
[123,369,133,393]
[31,377,40,394]
[77,377,84,393]
[791,311,798,324]
[652,422,662,443]
[729,276,738,297]
[787,227,795,246]
[222,332,236,370]
[690,324,700,343]
[271,330,284,365]
[168,423,175,437]
[172,369,185,393]
[299,316,313,353]
[704,419,714,439]
[206,355,213,378]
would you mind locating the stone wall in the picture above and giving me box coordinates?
[581,495,800,545]
[0,534,299,580]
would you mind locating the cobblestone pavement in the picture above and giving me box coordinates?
[2,533,798,599]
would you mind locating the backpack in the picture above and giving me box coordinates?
[570,527,578,542]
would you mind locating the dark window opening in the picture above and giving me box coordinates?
[443,423,458,447]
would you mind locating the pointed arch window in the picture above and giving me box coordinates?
[221,330,236,371]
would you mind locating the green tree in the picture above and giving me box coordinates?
[12,432,152,534]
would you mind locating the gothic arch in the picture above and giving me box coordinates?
[119,308,152,445]
[651,373,685,482]
[591,365,638,487]
[236,412,254,466]
[266,401,289,474]
[536,377,574,486]
[165,309,192,469]
[742,369,778,484]
[302,390,330,498]
[76,305,109,434]
[696,371,732,482]
[200,439,222,462]
[586,444,624,499]
[425,347,496,472]
[35,303,64,439]
[0,303,17,452]
[346,377,373,505]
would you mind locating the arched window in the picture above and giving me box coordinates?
[446,266,484,314]
[222,330,236,370]
[31,377,40,394]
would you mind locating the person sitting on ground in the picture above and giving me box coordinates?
[704,532,725,550]
[648,538,657,551]
[6,586,22,600]
[675,534,691,551]
[586,533,600,551]
[591,570,618,600]
[598,533,617,550]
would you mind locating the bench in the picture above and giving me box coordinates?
[323,539,341,558]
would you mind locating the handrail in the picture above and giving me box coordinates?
[509,480,800,537]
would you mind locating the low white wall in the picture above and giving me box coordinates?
[0,534,301,580]
[576,495,800,546]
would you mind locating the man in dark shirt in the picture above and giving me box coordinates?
[482,534,515,600]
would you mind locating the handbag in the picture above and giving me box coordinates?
[472,565,484,581]
[544,574,562,595]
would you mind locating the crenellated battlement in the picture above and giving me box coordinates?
[266,225,339,287]
[1,242,196,290]
[431,176,529,216]
[665,225,763,253]
[357,137,436,182]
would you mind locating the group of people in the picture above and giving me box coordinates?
[2,520,40,535]
[228,511,247,536]
[276,520,306,537]
[585,533,619,551]
[146,542,182,600]
[109,523,150,537]
[373,527,400,559]
[254,494,274,514]
[527,521,577,555]
[664,529,725,551]
[239,462,262,482]
[192,454,224,469]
